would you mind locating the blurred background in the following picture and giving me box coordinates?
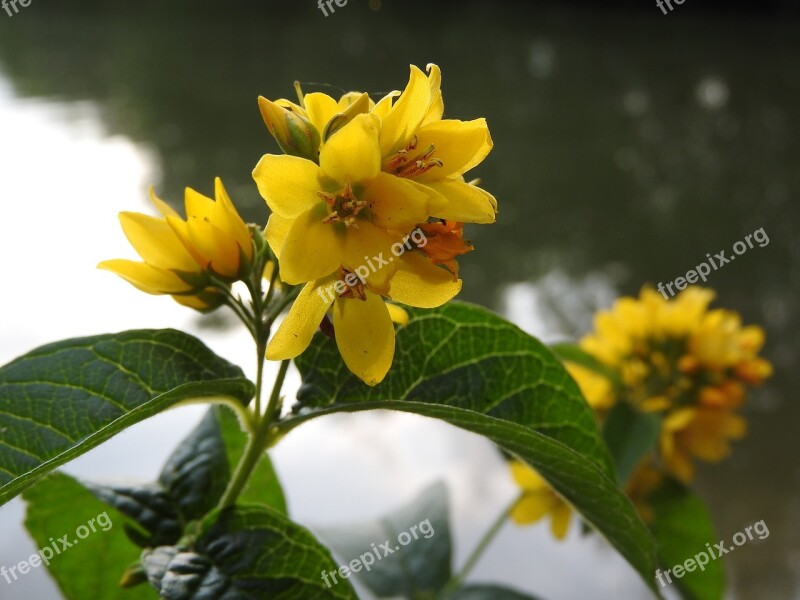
[0,1,798,598]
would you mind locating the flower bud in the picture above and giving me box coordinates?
[258,96,320,160]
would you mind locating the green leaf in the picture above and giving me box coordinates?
[84,407,231,548]
[550,342,621,386]
[22,472,158,600]
[0,329,254,506]
[602,402,661,485]
[319,481,451,598]
[291,302,660,595]
[85,405,285,548]
[649,479,725,600]
[445,585,545,600]
[142,505,357,599]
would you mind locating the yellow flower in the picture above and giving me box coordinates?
[569,286,772,483]
[508,460,572,539]
[378,65,497,225]
[660,407,746,483]
[255,65,497,253]
[565,362,616,412]
[577,286,770,413]
[254,113,445,286]
[266,257,461,386]
[99,178,253,309]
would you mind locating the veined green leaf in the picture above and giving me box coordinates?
[649,479,725,600]
[290,302,660,595]
[23,472,158,600]
[0,329,254,506]
[85,405,285,549]
[143,505,358,599]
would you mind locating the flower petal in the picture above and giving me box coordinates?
[510,495,550,525]
[415,118,493,181]
[279,208,344,284]
[149,187,180,219]
[429,180,497,224]
[266,279,335,360]
[253,154,325,218]
[380,65,431,156]
[118,212,197,271]
[386,303,409,325]
[422,63,444,126]
[389,253,462,308]
[98,259,193,294]
[213,177,253,257]
[304,92,339,135]
[320,113,381,183]
[372,91,400,118]
[264,213,293,259]
[549,502,572,540]
[186,217,241,278]
[362,172,442,230]
[343,221,401,292]
[333,292,395,386]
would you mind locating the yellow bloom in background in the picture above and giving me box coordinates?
[660,407,747,483]
[571,285,771,482]
[509,460,572,539]
[100,178,253,310]
[565,362,616,412]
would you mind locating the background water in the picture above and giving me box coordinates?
[0,1,798,598]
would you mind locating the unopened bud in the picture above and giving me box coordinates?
[258,96,320,160]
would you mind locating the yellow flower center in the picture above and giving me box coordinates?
[384,135,443,179]
[318,183,368,228]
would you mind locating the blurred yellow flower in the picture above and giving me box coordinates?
[660,407,746,483]
[571,286,771,482]
[565,362,615,412]
[508,460,572,539]
[99,178,253,310]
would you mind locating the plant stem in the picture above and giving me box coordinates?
[216,359,290,511]
[443,492,523,593]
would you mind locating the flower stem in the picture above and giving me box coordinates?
[443,492,523,593]
[216,359,290,511]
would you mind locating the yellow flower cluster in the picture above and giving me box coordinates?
[574,286,771,483]
[99,178,253,312]
[100,65,495,386]
[254,64,496,385]
[509,286,771,538]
